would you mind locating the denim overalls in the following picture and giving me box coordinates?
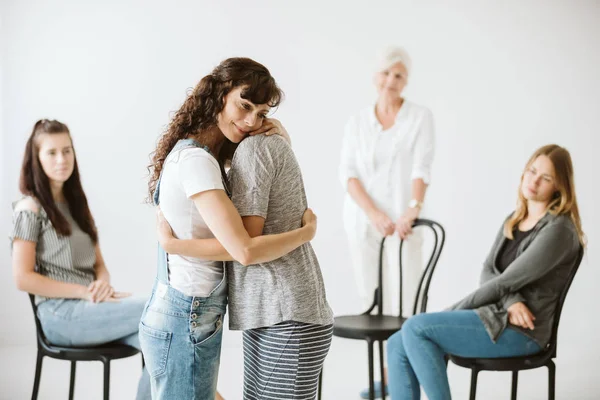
[139,139,228,400]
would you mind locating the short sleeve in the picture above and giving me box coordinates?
[177,148,225,198]
[228,136,283,218]
[11,210,42,243]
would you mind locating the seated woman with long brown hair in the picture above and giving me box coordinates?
[10,119,149,399]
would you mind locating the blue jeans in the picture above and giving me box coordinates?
[387,310,542,400]
[139,278,227,400]
[36,296,150,400]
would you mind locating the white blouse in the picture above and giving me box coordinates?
[339,100,435,239]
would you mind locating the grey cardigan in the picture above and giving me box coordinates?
[449,212,581,348]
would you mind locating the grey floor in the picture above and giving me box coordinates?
[1,330,597,400]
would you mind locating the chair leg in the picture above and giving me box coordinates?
[317,368,323,400]
[68,361,76,400]
[31,352,43,400]
[547,360,556,400]
[367,339,375,400]
[378,340,386,400]
[103,359,111,400]
[469,368,479,400]
[511,371,518,400]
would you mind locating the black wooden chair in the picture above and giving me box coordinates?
[28,294,142,400]
[448,246,584,400]
[318,219,446,400]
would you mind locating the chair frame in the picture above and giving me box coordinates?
[28,294,143,400]
[318,219,446,400]
[448,246,584,400]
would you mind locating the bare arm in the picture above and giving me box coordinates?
[347,178,379,216]
[11,198,89,299]
[411,178,427,204]
[162,190,315,266]
[159,212,267,261]
[94,243,111,283]
[347,178,395,236]
[12,239,88,299]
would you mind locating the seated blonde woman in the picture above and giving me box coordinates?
[386,144,584,400]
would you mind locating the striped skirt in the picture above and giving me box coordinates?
[242,321,334,400]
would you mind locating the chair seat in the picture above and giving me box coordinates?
[333,314,406,341]
[40,341,140,362]
[448,349,552,372]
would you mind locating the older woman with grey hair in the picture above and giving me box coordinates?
[339,47,435,398]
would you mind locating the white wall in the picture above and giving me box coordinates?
[1,0,599,397]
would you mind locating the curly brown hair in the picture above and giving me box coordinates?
[147,57,283,202]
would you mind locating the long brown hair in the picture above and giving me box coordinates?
[504,144,584,245]
[19,119,98,243]
[147,57,283,202]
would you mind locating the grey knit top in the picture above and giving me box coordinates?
[450,212,581,348]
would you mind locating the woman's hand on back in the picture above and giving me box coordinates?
[249,118,291,144]
[156,208,177,253]
[301,208,317,241]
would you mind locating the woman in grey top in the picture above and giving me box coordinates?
[386,144,584,400]
[144,58,319,400]
[11,119,150,399]
[157,132,334,399]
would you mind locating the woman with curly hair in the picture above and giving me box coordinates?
[140,57,318,399]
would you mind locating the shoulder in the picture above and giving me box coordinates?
[344,106,375,135]
[403,100,433,120]
[13,197,40,214]
[546,214,578,236]
[238,135,290,157]
[355,106,375,123]
[174,147,220,171]
[178,147,217,162]
[537,213,580,250]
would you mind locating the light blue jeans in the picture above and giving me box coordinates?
[36,296,150,400]
[387,310,542,400]
[139,278,227,400]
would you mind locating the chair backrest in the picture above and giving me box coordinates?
[371,219,446,317]
[28,293,52,349]
[545,245,584,357]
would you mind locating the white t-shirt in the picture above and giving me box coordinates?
[158,147,225,297]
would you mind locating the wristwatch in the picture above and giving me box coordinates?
[408,199,423,209]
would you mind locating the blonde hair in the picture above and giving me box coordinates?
[504,144,585,246]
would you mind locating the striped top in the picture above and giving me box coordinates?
[10,197,97,304]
